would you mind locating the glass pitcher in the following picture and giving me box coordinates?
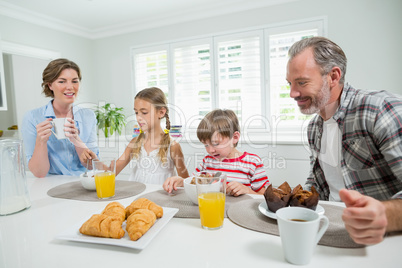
[0,139,31,216]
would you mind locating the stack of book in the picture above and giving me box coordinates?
[170,125,182,139]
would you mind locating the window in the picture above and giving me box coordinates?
[131,18,325,142]
[268,29,318,125]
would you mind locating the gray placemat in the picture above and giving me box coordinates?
[227,199,365,248]
[47,180,146,201]
[137,189,252,218]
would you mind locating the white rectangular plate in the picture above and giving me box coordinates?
[55,207,178,250]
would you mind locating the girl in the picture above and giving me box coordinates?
[115,87,189,184]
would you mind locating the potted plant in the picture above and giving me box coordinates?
[94,103,126,138]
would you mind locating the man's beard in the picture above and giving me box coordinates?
[299,77,331,115]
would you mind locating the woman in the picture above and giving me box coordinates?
[21,58,99,177]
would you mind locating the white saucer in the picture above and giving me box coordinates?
[258,202,325,220]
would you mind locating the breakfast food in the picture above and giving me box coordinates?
[126,209,157,241]
[126,198,163,219]
[101,202,126,222]
[79,199,164,241]
[263,182,320,213]
[79,214,125,239]
[289,184,319,210]
[190,172,214,185]
[263,182,292,212]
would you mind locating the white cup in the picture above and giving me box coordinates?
[50,118,69,140]
[276,207,329,265]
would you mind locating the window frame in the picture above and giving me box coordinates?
[130,17,327,144]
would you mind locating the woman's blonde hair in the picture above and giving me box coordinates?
[131,87,171,163]
[197,109,240,147]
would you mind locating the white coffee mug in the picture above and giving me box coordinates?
[50,118,69,140]
[276,206,329,265]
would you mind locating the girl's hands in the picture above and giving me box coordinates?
[35,118,53,144]
[163,176,184,193]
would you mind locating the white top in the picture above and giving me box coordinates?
[2,173,400,268]
[128,143,176,184]
[318,117,345,201]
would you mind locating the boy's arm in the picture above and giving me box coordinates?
[226,181,265,196]
[249,155,269,193]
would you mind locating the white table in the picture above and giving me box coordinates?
[0,174,400,268]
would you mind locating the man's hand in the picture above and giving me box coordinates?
[339,189,387,245]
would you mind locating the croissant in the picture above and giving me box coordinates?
[126,198,163,218]
[101,202,126,222]
[126,209,156,241]
[79,214,125,239]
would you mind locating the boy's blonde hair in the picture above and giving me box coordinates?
[131,87,171,163]
[197,109,240,147]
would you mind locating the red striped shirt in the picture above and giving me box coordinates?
[194,152,269,192]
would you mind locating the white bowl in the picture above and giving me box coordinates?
[183,177,198,205]
[80,171,96,190]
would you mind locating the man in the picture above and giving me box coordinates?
[286,36,402,245]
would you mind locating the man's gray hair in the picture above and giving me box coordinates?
[288,36,347,85]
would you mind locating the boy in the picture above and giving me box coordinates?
[163,109,269,196]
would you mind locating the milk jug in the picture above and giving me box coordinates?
[0,139,31,215]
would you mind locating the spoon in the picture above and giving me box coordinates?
[209,171,222,184]
[214,171,222,178]
[83,159,89,177]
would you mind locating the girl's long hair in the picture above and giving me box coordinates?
[131,87,171,163]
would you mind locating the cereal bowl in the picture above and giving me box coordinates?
[80,171,96,190]
[183,177,198,205]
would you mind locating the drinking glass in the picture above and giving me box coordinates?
[93,158,116,199]
[195,173,226,230]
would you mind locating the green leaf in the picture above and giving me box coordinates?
[94,103,126,138]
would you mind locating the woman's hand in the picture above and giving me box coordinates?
[163,176,184,193]
[64,118,85,148]
[35,118,53,144]
[79,148,98,168]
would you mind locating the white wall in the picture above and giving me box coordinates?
[91,0,402,116]
[89,0,402,185]
[0,15,95,104]
[9,55,49,134]
[0,0,401,185]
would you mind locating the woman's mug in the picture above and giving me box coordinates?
[50,118,69,139]
[276,206,329,265]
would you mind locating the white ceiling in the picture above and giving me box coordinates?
[0,0,297,39]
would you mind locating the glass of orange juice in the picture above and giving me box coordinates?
[93,158,116,199]
[196,173,226,230]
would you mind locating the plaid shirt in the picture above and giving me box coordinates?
[305,83,402,201]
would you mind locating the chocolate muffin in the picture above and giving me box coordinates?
[263,182,292,213]
[289,185,319,211]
